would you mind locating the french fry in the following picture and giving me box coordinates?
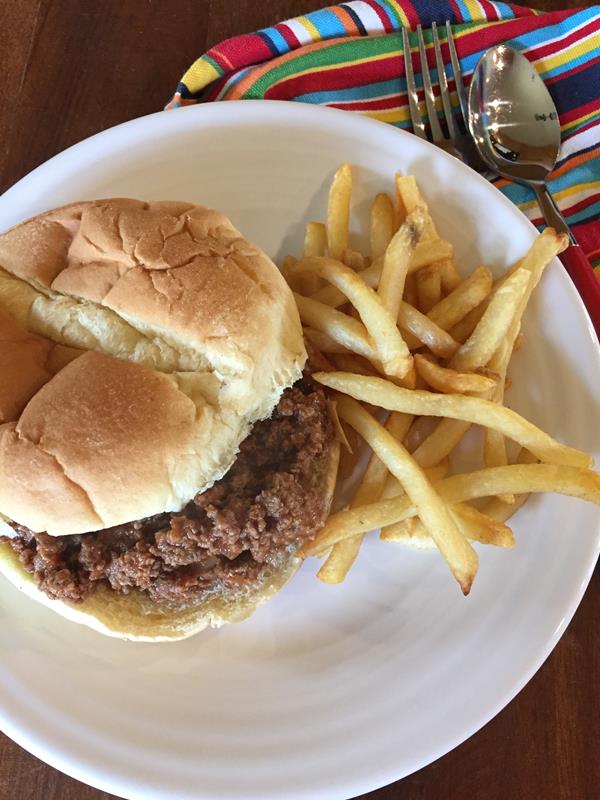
[416,264,442,313]
[397,303,460,359]
[428,266,493,331]
[330,352,378,376]
[318,411,413,584]
[307,242,452,310]
[381,457,449,500]
[303,327,349,355]
[370,193,395,260]
[395,175,437,240]
[292,257,412,378]
[343,249,366,270]
[303,222,327,257]
[403,415,439,454]
[293,294,376,360]
[412,419,472,468]
[438,259,462,293]
[313,372,592,468]
[450,302,487,343]
[403,273,418,308]
[381,502,515,548]
[327,163,352,260]
[301,223,327,295]
[414,354,497,394]
[481,449,538,522]
[330,395,478,593]
[301,463,600,555]
[409,239,453,272]
[449,268,531,373]
[483,229,569,480]
[378,209,426,320]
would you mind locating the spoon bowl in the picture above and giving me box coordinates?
[468,45,600,336]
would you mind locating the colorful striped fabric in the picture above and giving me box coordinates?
[167,2,600,272]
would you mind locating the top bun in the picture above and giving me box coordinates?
[0,199,306,536]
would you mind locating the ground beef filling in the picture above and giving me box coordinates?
[2,383,334,608]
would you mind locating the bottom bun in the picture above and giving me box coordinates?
[0,545,301,642]
[0,442,339,642]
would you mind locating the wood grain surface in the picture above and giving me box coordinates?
[0,2,598,799]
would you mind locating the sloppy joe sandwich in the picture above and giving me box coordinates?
[0,199,339,641]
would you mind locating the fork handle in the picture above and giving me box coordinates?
[533,184,600,338]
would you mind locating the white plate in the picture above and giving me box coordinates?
[0,102,599,800]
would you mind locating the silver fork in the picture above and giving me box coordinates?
[403,21,492,175]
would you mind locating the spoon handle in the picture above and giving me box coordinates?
[533,185,600,338]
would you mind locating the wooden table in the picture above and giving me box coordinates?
[1,2,598,798]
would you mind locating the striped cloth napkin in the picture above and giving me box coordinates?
[167,1,600,275]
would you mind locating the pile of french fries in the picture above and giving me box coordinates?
[282,164,600,595]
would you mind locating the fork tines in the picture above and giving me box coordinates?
[403,21,469,153]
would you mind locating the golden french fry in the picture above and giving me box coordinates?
[382,503,515,549]
[412,419,471,468]
[327,163,352,260]
[397,303,460,358]
[403,272,418,307]
[302,463,600,555]
[343,249,366,270]
[414,354,497,394]
[330,352,378,376]
[409,239,453,272]
[481,446,537,518]
[310,261,380,307]
[308,243,451,310]
[381,456,449,500]
[378,209,426,320]
[303,327,349,355]
[416,264,442,313]
[292,257,412,378]
[449,268,531,372]
[318,410,413,584]
[313,372,592,468]
[326,396,479,594]
[483,229,568,478]
[450,302,487,343]
[438,260,462,293]
[294,293,376,360]
[301,223,327,294]
[414,267,522,468]
[403,415,438,454]
[304,222,327,257]
[370,193,395,260]
[395,175,437,240]
[428,266,493,331]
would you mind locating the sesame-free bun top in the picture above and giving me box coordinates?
[0,199,306,536]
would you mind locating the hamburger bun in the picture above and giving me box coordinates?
[0,199,307,535]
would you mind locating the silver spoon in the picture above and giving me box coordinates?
[468,44,600,335]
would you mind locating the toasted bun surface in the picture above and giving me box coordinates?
[0,199,306,536]
[0,441,340,641]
